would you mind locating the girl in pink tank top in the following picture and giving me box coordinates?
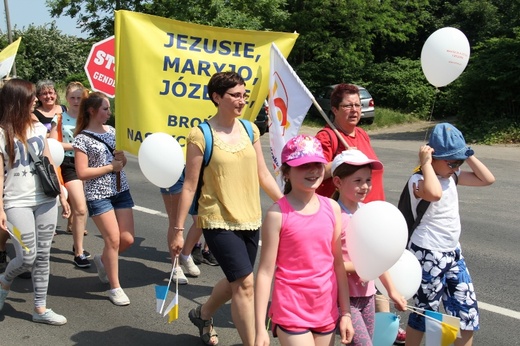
[331,150,407,345]
[255,135,354,346]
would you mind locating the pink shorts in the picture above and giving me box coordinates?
[273,321,337,337]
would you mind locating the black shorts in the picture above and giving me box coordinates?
[203,228,259,283]
[60,156,78,183]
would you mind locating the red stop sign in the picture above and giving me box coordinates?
[84,36,115,98]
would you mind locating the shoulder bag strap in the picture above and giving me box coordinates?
[80,131,115,154]
[80,131,120,191]
[56,113,63,141]
[319,127,339,156]
[411,170,431,232]
[198,122,213,167]
[26,143,42,164]
[238,119,254,142]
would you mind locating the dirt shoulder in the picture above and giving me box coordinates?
[297,120,519,162]
[300,119,451,142]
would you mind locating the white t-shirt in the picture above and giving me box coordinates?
[0,122,55,208]
[408,172,461,251]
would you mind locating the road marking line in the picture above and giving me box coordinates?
[479,302,520,319]
[134,204,520,320]
[133,205,168,218]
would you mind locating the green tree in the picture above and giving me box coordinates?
[46,0,288,39]
[46,0,150,39]
[0,23,91,85]
[456,33,520,123]
[281,0,430,92]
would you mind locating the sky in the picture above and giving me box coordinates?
[1,0,87,38]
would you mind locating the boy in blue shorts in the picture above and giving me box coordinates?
[405,123,495,346]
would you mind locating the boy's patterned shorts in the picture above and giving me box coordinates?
[407,242,480,332]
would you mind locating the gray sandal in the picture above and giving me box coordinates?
[188,305,219,345]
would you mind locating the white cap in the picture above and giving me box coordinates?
[331,150,383,176]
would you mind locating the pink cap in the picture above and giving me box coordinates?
[281,135,328,167]
[331,150,383,176]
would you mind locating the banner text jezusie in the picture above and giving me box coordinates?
[160,33,259,97]
[164,33,257,59]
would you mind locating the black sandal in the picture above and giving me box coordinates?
[188,305,219,345]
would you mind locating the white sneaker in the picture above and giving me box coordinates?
[32,309,67,325]
[172,266,188,285]
[180,255,201,277]
[94,255,109,284]
[108,288,130,306]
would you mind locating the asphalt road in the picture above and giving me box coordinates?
[1,124,519,345]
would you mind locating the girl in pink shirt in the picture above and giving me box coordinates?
[255,135,354,346]
[331,150,407,345]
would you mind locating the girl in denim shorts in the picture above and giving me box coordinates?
[73,92,135,307]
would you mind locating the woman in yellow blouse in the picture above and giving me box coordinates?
[173,71,282,346]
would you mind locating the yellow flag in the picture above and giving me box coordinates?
[5,221,30,252]
[163,293,179,323]
[0,37,21,79]
[114,10,298,155]
[440,322,459,346]
[167,302,179,323]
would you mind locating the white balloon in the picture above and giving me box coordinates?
[375,250,422,300]
[421,27,470,87]
[346,201,408,281]
[47,138,65,166]
[138,133,184,188]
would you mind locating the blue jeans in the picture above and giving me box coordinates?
[87,189,135,217]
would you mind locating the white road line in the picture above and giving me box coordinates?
[479,302,520,320]
[133,204,520,320]
[133,205,168,218]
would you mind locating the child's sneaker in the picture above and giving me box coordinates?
[73,254,91,268]
[32,309,67,325]
[72,246,91,259]
[202,250,219,266]
[94,255,109,283]
[394,327,406,345]
[171,266,188,285]
[180,255,201,277]
[191,244,203,265]
[108,288,130,306]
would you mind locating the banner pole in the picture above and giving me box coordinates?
[311,99,350,149]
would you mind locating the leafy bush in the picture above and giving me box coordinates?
[0,23,91,85]
[362,58,437,118]
[455,34,520,126]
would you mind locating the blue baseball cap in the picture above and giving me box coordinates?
[428,123,474,160]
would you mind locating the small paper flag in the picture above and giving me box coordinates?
[6,221,30,252]
[155,285,169,314]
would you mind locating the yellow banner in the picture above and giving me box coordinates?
[114,10,298,155]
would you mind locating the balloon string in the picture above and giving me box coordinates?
[375,297,447,326]
[405,307,453,326]
[423,88,441,143]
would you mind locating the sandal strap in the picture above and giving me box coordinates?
[196,305,213,327]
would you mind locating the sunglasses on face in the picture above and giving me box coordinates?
[446,160,465,169]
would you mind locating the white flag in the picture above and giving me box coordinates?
[268,43,314,188]
[0,38,21,79]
